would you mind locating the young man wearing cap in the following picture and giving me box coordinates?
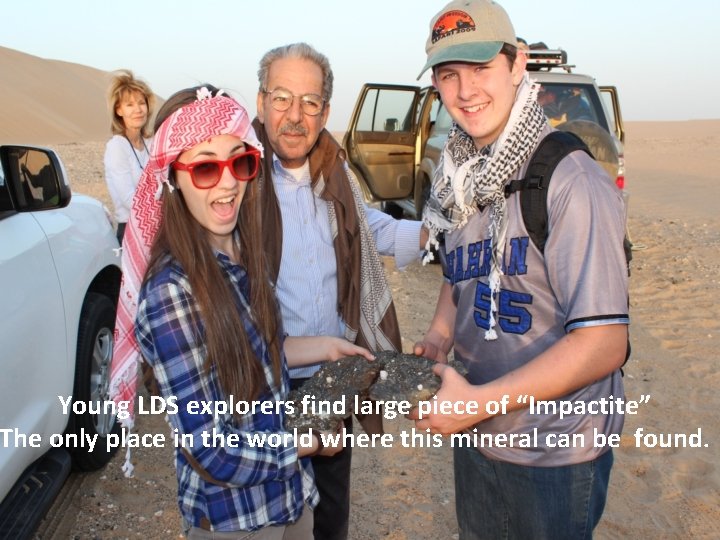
[411,1,629,538]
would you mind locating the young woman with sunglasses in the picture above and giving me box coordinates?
[109,85,372,539]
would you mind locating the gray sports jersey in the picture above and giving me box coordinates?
[444,131,629,466]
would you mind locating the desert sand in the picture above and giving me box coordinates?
[4,43,718,540]
[0,46,110,144]
[26,119,718,539]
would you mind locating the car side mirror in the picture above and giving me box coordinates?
[0,146,71,212]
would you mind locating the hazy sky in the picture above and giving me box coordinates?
[3,0,718,131]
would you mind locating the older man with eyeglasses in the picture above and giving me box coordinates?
[252,42,428,540]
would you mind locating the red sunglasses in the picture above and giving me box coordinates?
[172,149,260,189]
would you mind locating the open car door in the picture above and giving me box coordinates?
[343,84,422,202]
[599,85,624,144]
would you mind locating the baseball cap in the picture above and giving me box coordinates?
[418,0,516,79]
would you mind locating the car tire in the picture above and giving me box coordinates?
[68,292,121,471]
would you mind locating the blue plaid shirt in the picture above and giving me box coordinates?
[135,252,318,532]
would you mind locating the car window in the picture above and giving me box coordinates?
[414,88,440,127]
[432,103,454,135]
[427,95,441,124]
[600,90,618,137]
[356,88,417,132]
[537,83,607,131]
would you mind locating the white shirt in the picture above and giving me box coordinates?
[104,134,150,223]
[270,157,421,378]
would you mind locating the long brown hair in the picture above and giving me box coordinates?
[144,85,282,403]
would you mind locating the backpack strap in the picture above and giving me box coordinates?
[504,131,592,253]
[504,131,632,369]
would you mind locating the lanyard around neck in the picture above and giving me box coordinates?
[123,134,149,169]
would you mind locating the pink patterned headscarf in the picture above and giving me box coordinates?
[109,88,262,432]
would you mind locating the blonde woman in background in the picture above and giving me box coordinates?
[104,69,155,242]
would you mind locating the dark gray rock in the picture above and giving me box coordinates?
[284,352,467,432]
[285,355,381,432]
[369,353,441,405]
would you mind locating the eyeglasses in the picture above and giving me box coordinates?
[262,87,325,116]
[172,149,260,189]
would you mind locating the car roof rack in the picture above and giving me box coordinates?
[525,49,574,73]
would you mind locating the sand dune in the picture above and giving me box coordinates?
[0,46,113,144]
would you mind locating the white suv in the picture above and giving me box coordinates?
[0,145,122,538]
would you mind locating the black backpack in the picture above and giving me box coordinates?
[504,130,632,271]
[504,130,632,366]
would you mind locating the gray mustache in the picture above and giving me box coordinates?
[279,124,308,136]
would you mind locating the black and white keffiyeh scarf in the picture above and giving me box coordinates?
[423,73,547,340]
